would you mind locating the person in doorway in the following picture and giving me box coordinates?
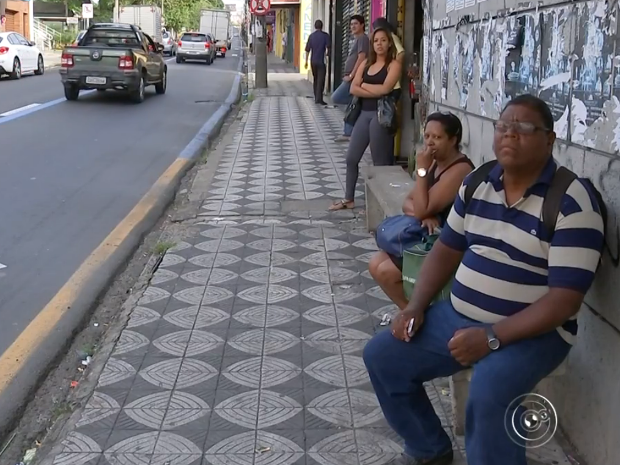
[267,28,272,53]
[368,112,474,309]
[372,17,405,99]
[305,19,331,105]
[331,14,370,142]
[363,95,605,465]
[329,28,401,211]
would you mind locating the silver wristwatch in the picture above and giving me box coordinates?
[485,327,500,351]
[417,167,428,178]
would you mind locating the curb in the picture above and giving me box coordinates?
[0,54,244,442]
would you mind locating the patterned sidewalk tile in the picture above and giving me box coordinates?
[46,70,572,465]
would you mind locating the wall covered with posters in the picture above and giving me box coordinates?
[424,0,620,462]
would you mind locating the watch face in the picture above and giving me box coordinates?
[417,168,427,177]
[488,338,500,350]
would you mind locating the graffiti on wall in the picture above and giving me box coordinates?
[427,0,620,156]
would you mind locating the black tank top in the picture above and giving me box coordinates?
[361,64,389,111]
[428,156,475,220]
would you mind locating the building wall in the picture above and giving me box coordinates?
[1,0,30,39]
[275,9,284,58]
[299,0,312,74]
[423,0,620,462]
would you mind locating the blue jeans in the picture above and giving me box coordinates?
[363,300,570,465]
[332,80,353,136]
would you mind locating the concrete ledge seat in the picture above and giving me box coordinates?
[450,359,567,436]
[364,166,413,232]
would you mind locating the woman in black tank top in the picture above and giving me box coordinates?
[368,112,475,311]
[329,28,402,211]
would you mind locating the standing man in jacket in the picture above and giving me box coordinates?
[305,19,331,105]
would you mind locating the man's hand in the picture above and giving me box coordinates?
[305,61,308,70]
[448,327,490,366]
[343,75,352,82]
[391,307,425,342]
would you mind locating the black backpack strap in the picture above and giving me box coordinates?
[464,160,497,207]
[542,166,577,239]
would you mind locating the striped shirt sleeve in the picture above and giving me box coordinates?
[439,181,468,251]
[547,179,605,293]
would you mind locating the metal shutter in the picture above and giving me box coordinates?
[5,11,16,33]
[340,0,353,76]
[358,0,370,32]
[340,0,371,77]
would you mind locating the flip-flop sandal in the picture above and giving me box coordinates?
[329,200,354,211]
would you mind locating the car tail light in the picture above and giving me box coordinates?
[0,46,9,55]
[61,53,74,67]
[205,43,210,49]
[177,40,182,47]
[221,47,227,52]
[118,55,133,69]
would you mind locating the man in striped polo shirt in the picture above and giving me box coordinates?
[363,95,605,465]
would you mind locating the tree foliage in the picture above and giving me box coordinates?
[162,0,225,31]
[40,0,225,31]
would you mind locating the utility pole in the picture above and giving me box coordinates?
[114,0,119,22]
[254,14,267,88]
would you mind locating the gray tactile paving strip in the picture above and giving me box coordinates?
[48,85,571,465]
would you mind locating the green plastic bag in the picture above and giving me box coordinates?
[402,234,454,302]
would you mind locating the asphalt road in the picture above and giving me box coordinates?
[0,45,241,356]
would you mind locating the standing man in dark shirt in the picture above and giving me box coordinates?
[305,20,331,105]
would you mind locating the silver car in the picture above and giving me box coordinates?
[162,31,176,56]
[176,32,216,65]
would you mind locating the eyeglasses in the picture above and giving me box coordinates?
[493,121,551,135]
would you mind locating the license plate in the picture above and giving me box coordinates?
[86,76,106,85]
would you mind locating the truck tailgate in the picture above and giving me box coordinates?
[64,47,131,74]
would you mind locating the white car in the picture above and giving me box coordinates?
[0,32,45,79]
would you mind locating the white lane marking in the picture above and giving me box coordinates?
[0,263,6,270]
[232,54,238,57]
[0,103,40,117]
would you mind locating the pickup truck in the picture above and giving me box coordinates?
[59,23,167,103]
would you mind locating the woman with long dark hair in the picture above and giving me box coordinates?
[369,112,474,309]
[329,28,402,211]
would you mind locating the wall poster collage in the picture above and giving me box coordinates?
[430,0,620,152]
[571,1,615,144]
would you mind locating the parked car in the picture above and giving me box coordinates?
[176,32,216,65]
[59,23,167,103]
[162,30,176,56]
[0,32,44,79]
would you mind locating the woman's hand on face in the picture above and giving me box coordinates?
[416,146,435,170]
[421,217,441,234]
